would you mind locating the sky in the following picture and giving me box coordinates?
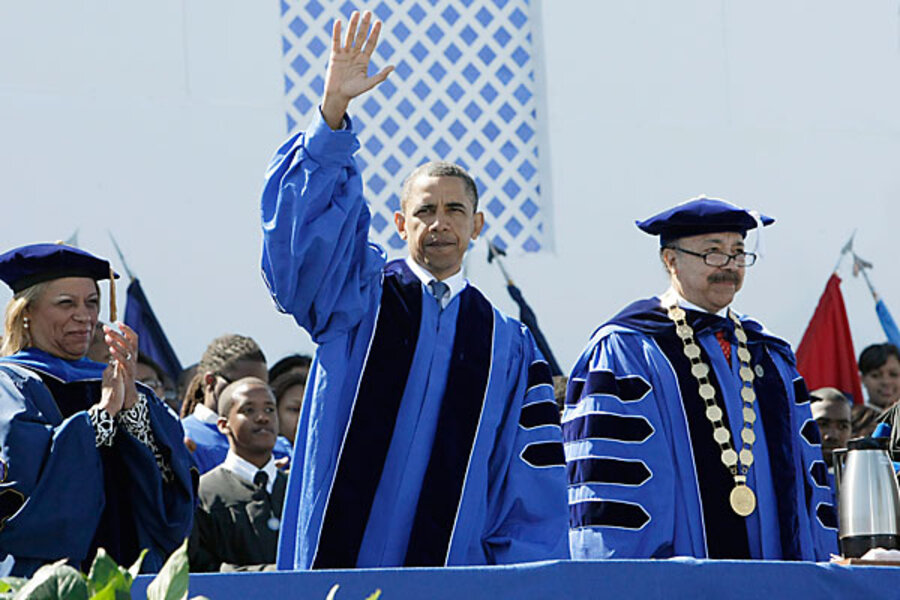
[1,0,899,375]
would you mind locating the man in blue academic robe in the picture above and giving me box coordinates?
[565,198,839,561]
[260,12,568,569]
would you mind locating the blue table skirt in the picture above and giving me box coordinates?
[132,558,900,599]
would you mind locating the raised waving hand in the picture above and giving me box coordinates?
[321,10,394,129]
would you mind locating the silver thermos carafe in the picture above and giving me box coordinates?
[833,436,900,558]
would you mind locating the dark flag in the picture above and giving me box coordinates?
[487,242,562,376]
[796,273,864,404]
[124,278,183,383]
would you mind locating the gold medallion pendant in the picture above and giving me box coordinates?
[729,484,757,517]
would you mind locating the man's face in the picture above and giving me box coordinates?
[811,398,852,467]
[394,175,484,281]
[218,381,279,460]
[663,231,745,313]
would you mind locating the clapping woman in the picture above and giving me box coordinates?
[0,243,194,577]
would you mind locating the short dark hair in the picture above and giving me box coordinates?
[271,371,308,406]
[859,343,900,375]
[400,161,479,212]
[181,334,267,417]
[809,387,850,405]
[137,353,166,381]
[217,376,272,418]
[268,353,312,383]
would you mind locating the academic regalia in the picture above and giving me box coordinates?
[189,466,287,572]
[260,110,569,569]
[181,410,293,474]
[0,349,195,576]
[565,196,837,562]
[565,299,838,560]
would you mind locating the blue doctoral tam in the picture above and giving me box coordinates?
[0,243,119,293]
[636,197,774,246]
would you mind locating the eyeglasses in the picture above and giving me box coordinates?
[667,246,757,267]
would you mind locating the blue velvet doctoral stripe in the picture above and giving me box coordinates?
[404,286,494,567]
[570,500,650,531]
[648,313,752,559]
[567,457,652,486]
[750,347,803,560]
[313,260,423,569]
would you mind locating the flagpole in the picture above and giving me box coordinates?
[833,230,856,274]
[107,231,135,281]
[486,240,514,286]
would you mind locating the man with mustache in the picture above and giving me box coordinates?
[564,197,838,561]
[260,11,567,569]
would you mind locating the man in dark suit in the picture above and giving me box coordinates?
[189,377,286,572]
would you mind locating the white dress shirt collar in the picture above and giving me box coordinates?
[662,287,730,317]
[222,450,277,494]
[404,256,467,309]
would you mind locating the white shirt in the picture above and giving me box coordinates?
[222,450,277,494]
[193,403,219,425]
[662,286,730,317]
[405,256,467,309]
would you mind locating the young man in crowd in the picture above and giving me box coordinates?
[809,387,852,471]
[261,11,567,569]
[189,377,287,572]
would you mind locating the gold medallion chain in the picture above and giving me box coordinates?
[662,293,758,517]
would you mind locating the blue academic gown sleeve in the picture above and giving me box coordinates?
[565,330,693,559]
[0,367,104,572]
[261,109,385,343]
[482,329,570,563]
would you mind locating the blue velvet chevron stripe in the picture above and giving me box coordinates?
[279,0,549,254]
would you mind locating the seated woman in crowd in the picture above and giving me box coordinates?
[0,243,194,576]
[269,354,310,445]
[852,343,900,438]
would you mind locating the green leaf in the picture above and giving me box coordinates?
[0,578,25,600]
[89,570,132,600]
[127,549,148,582]
[146,539,190,600]
[87,549,120,595]
[364,590,382,600]
[13,560,88,600]
[325,584,340,600]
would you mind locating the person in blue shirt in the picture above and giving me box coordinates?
[261,11,568,569]
[180,334,292,473]
[564,198,839,561]
[0,243,194,576]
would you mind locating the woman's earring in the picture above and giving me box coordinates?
[23,317,30,330]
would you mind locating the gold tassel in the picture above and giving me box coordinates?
[109,265,117,322]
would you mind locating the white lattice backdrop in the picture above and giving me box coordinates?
[280,0,547,253]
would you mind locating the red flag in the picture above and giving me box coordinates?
[796,274,864,404]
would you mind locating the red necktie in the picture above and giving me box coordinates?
[715,330,732,365]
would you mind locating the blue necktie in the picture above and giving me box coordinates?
[428,280,449,308]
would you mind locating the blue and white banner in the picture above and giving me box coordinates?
[280,0,549,254]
